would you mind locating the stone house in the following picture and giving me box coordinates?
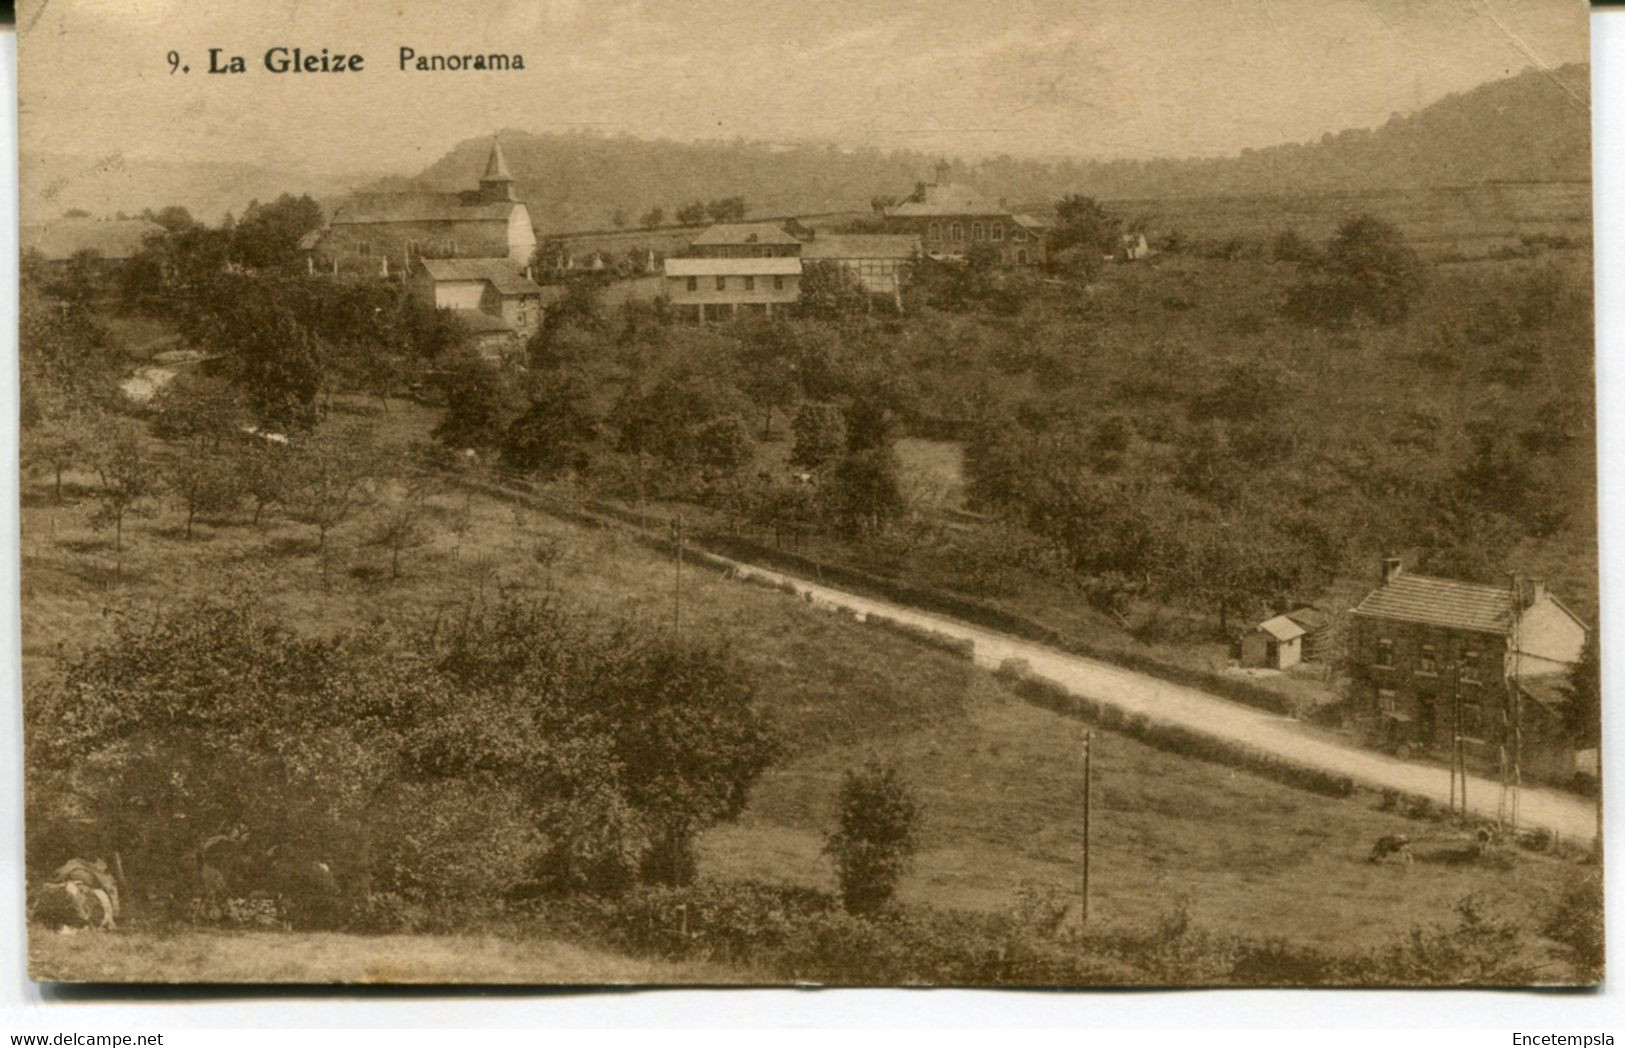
[882,161,1046,266]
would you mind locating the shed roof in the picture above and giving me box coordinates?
[802,234,920,260]
[664,257,802,277]
[692,223,800,247]
[22,218,164,261]
[332,193,518,225]
[1255,615,1307,642]
[418,257,542,296]
[1353,573,1516,635]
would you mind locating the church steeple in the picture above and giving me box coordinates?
[479,138,515,202]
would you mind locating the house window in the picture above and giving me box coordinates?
[716,276,727,291]
[358,241,372,257]
[1377,689,1398,715]
[1418,645,1437,675]
[406,240,419,258]
[951,223,964,241]
[972,222,984,241]
[992,223,1004,241]
[744,276,755,291]
[687,276,698,292]
[1016,249,1028,264]
[1013,228,1027,242]
[1462,700,1484,738]
[774,275,784,291]
[1375,639,1395,668]
[928,222,941,241]
[1461,648,1481,682]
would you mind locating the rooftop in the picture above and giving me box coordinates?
[1256,614,1307,642]
[1353,573,1516,635]
[664,257,802,277]
[887,182,1009,218]
[22,218,164,261]
[332,193,520,225]
[802,234,920,260]
[418,257,542,296]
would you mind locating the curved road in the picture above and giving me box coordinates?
[719,557,1598,842]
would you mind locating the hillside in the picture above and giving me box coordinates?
[388,63,1590,232]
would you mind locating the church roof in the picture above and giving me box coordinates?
[482,140,514,182]
[331,193,518,225]
[22,218,164,261]
[418,257,542,296]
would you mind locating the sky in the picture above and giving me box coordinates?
[17,0,1591,178]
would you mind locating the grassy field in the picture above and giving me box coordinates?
[30,928,745,984]
[20,426,1591,978]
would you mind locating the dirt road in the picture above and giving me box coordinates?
[720,557,1599,842]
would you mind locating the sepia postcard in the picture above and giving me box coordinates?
[16,0,1603,986]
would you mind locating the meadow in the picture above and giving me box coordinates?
[20,418,1592,980]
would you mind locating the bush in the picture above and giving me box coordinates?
[824,763,922,915]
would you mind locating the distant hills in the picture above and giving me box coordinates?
[23,63,1589,231]
[384,63,1593,233]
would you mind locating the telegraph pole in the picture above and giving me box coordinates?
[1081,729,1092,925]
[671,515,684,637]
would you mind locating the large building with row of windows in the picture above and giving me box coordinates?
[661,223,921,321]
[882,161,1047,266]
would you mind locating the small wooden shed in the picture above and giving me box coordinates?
[1240,614,1307,670]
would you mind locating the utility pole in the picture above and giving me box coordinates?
[1081,729,1092,925]
[671,515,684,637]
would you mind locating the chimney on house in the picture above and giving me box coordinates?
[1529,578,1546,604]
[1381,557,1403,584]
[999,196,1008,210]
[933,158,951,185]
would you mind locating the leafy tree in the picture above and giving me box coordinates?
[1051,193,1120,258]
[234,194,323,271]
[166,444,246,539]
[21,411,96,503]
[1562,631,1601,750]
[150,205,197,234]
[149,374,244,451]
[186,274,326,429]
[610,208,629,229]
[790,402,847,473]
[432,349,521,452]
[366,485,436,580]
[502,374,601,479]
[231,438,294,530]
[1286,215,1424,327]
[674,201,710,226]
[705,196,747,223]
[19,289,123,422]
[694,414,755,479]
[285,424,384,589]
[735,323,803,438]
[798,260,870,320]
[87,420,163,556]
[823,763,921,915]
[824,448,906,537]
[640,206,666,230]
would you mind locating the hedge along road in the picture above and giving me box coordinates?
[714,557,1599,843]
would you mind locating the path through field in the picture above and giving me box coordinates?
[718,558,1599,842]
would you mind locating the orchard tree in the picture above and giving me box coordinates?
[285,425,385,590]
[502,373,601,479]
[432,348,521,453]
[790,402,847,473]
[823,763,921,916]
[798,260,870,320]
[640,206,666,230]
[87,420,163,561]
[367,485,436,580]
[823,447,905,537]
[149,374,244,451]
[166,444,246,539]
[1286,214,1424,327]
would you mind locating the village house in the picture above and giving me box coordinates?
[883,161,1047,266]
[408,256,545,358]
[800,233,920,310]
[1349,558,1588,783]
[22,216,165,277]
[307,140,537,278]
[663,222,802,321]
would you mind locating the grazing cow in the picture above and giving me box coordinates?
[1368,834,1413,864]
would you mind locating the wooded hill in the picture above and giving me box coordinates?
[382,63,1590,233]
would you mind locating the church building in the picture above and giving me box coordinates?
[308,140,537,278]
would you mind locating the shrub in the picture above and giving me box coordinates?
[824,763,922,915]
